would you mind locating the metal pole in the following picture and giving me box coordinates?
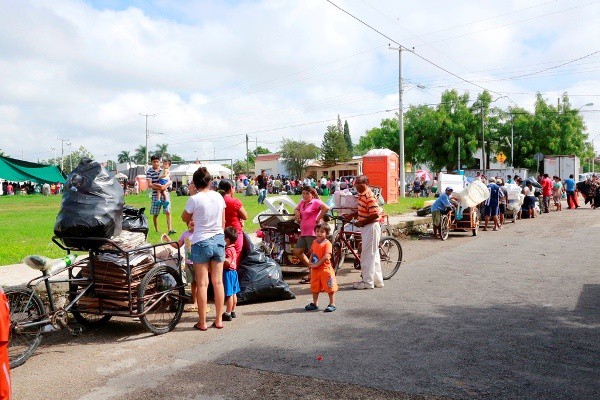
[481,105,485,175]
[140,113,155,171]
[398,48,405,198]
[511,113,514,175]
[457,137,460,172]
[246,134,250,176]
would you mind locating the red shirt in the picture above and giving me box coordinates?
[542,178,553,197]
[224,195,243,232]
[225,245,237,271]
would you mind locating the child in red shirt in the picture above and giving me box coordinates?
[305,222,338,312]
[222,227,240,321]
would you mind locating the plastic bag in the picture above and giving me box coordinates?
[237,234,295,305]
[122,205,149,237]
[54,158,124,248]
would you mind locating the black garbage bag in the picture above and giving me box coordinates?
[237,234,295,305]
[54,158,124,248]
[122,205,149,237]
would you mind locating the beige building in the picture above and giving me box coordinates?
[305,157,363,180]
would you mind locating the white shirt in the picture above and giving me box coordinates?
[320,177,327,186]
[185,190,226,243]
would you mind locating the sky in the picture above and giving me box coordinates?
[1,0,599,165]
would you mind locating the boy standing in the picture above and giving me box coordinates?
[222,227,240,321]
[304,222,338,312]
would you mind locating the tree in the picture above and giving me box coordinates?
[63,146,95,174]
[171,154,185,163]
[155,143,171,160]
[355,117,399,155]
[321,125,350,166]
[247,146,271,165]
[280,139,320,179]
[133,145,147,165]
[117,151,132,163]
[343,120,353,155]
[232,160,250,175]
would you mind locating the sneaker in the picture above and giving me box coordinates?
[231,311,237,318]
[305,303,319,311]
[163,200,170,207]
[222,312,232,321]
[374,282,384,288]
[353,281,374,290]
[324,304,336,312]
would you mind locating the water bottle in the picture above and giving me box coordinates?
[49,254,77,269]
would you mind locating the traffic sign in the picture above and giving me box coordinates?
[496,152,507,164]
[534,153,544,162]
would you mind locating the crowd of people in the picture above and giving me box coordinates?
[241,170,355,199]
[1,181,63,196]
[431,172,600,236]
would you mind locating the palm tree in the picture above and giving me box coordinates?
[117,150,132,163]
[155,143,170,160]
[134,145,147,165]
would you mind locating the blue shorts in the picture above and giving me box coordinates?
[485,203,499,217]
[191,234,225,263]
[150,199,171,215]
[223,269,240,297]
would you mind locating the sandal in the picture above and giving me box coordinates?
[299,277,311,284]
[305,303,319,311]
[193,324,208,331]
[211,322,224,329]
[324,304,336,313]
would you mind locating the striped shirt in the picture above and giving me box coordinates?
[357,187,380,222]
[146,167,162,200]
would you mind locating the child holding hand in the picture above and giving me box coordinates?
[222,227,240,321]
[304,222,338,312]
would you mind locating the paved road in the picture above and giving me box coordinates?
[11,207,600,399]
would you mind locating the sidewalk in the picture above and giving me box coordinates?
[0,211,432,288]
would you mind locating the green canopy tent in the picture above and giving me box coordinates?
[0,156,65,184]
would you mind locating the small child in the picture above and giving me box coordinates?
[157,159,172,206]
[305,222,338,312]
[162,220,206,313]
[222,227,240,321]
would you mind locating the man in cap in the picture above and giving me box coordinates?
[484,177,504,231]
[431,187,456,237]
[343,175,384,289]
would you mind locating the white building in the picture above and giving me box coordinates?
[253,153,288,177]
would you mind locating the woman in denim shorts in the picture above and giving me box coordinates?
[182,167,226,331]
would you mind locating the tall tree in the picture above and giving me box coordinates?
[343,120,353,155]
[133,145,147,165]
[155,143,171,160]
[355,117,399,155]
[63,146,94,174]
[247,146,271,164]
[280,139,320,179]
[117,151,132,163]
[321,125,350,166]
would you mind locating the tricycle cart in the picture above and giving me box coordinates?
[7,232,186,368]
[439,206,480,240]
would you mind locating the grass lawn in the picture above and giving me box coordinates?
[0,192,425,266]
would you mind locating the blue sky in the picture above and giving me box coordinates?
[1,0,599,163]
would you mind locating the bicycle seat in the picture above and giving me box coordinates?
[23,254,75,276]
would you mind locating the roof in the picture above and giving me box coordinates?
[0,156,65,184]
[255,153,281,161]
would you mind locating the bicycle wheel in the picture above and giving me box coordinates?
[137,264,185,335]
[379,236,402,280]
[331,242,345,274]
[440,215,450,241]
[6,286,45,368]
[69,272,112,327]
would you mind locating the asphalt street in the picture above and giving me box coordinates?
[11,206,600,400]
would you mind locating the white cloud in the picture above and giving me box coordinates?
[1,0,599,163]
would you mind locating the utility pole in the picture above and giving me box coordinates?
[139,113,156,171]
[389,45,413,198]
[246,134,250,175]
[481,105,485,175]
[457,138,461,172]
[510,113,514,176]
[58,138,71,172]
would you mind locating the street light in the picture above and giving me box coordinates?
[578,102,594,111]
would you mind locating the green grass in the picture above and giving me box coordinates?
[0,192,425,266]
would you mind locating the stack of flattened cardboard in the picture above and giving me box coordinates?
[77,248,156,312]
